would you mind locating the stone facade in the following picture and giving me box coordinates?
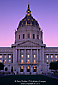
[0,4,58,74]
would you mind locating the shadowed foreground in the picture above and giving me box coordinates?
[0,75,58,85]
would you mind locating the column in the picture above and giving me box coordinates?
[37,66,38,73]
[39,49,41,63]
[24,65,26,74]
[49,54,50,64]
[37,49,38,63]
[19,66,20,74]
[41,47,44,64]
[18,49,20,63]
[31,66,33,74]
[13,48,17,64]
[24,49,26,63]
[2,54,4,63]
[16,49,17,63]
[53,54,55,61]
[31,49,32,63]
[6,54,8,65]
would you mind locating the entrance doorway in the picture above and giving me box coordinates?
[27,66,30,72]
[33,66,37,72]
[20,66,24,72]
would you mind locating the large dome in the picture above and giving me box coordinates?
[18,3,39,28]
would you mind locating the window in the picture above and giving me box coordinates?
[33,34,35,39]
[55,60,57,62]
[20,66,24,72]
[9,60,11,62]
[19,35,20,39]
[46,55,48,58]
[5,60,6,62]
[51,55,53,58]
[27,55,29,58]
[39,35,40,39]
[21,60,23,63]
[33,66,37,72]
[0,55,2,58]
[55,55,57,58]
[37,35,39,39]
[46,60,49,64]
[34,60,36,63]
[27,66,30,72]
[51,60,53,62]
[34,55,36,58]
[47,60,48,62]
[28,34,30,38]
[4,55,6,58]
[0,60,2,62]
[27,60,30,63]
[4,60,6,64]
[21,55,23,58]
[9,55,11,58]
[23,34,24,39]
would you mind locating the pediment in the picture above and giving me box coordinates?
[17,40,39,47]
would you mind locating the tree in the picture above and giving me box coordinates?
[49,61,58,74]
[0,62,4,70]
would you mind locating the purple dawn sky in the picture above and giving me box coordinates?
[0,0,58,47]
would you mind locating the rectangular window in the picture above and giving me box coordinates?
[46,55,48,58]
[37,35,39,39]
[27,60,30,63]
[47,60,48,62]
[9,60,11,62]
[21,55,23,58]
[23,34,25,39]
[4,60,6,64]
[0,60,2,62]
[39,35,40,39]
[51,60,53,62]
[4,55,6,58]
[27,55,29,58]
[28,34,30,38]
[9,55,11,58]
[46,60,49,64]
[34,55,36,58]
[55,55,57,58]
[51,55,53,58]
[21,60,23,63]
[34,60,36,63]
[0,55,2,58]
[55,60,57,62]
[33,34,35,39]
[19,35,20,39]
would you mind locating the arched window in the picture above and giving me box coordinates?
[33,34,35,39]
[37,35,39,39]
[27,66,30,72]
[19,35,20,39]
[20,66,24,72]
[23,34,25,39]
[33,66,37,72]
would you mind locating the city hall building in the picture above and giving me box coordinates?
[0,4,58,74]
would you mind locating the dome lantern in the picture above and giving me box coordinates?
[26,2,31,15]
